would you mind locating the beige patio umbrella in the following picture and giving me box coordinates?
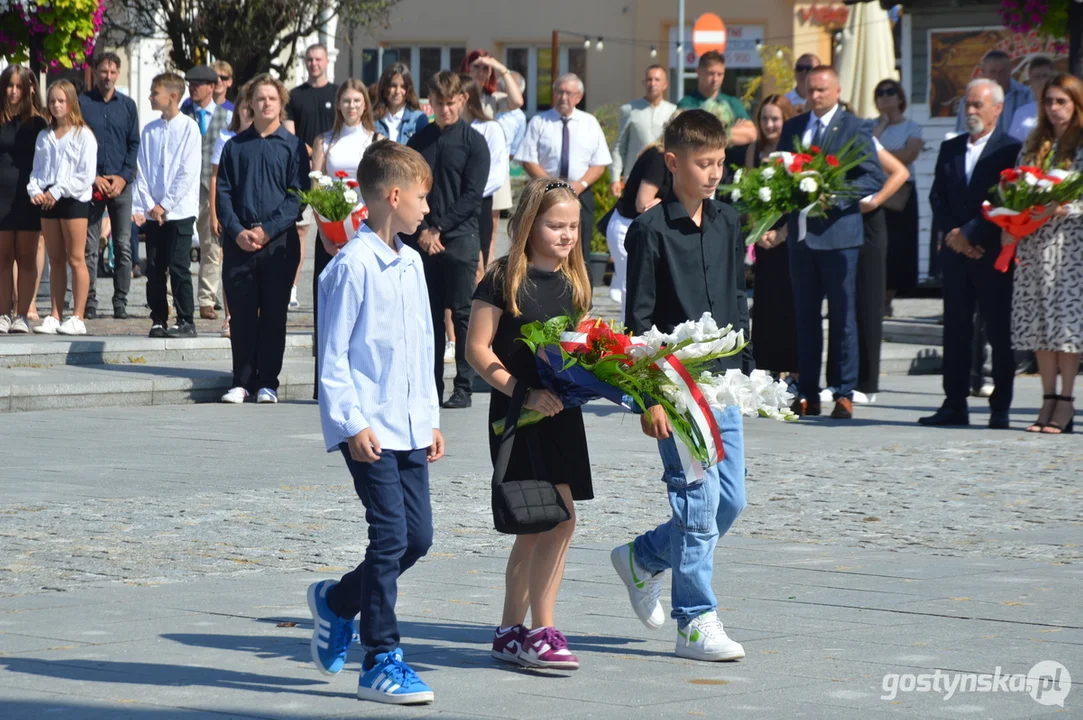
[836,1,898,119]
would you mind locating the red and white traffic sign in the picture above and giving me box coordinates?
[692,13,728,57]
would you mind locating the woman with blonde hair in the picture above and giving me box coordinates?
[28,79,98,336]
[467,177,593,670]
[1013,72,1083,433]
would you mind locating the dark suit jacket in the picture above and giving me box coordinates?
[778,108,885,251]
[928,130,1022,253]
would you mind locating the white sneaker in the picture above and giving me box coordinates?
[675,611,744,662]
[9,315,29,334]
[289,286,299,309]
[608,288,623,304]
[819,387,837,402]
[0,314,10,333]
[56,316,87,336]
[256,387,278,404]
[443,340,454,364]
[33,316,60,334]
[852,390,876,404]
[979,383,995,398]
[611,542,665,629]
[221,387,249,404]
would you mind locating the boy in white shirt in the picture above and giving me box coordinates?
[133,72,201,338]
[308,140,444,706]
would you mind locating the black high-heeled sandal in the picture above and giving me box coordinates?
[1043,395,1076,435]
[1027,394,1058,432]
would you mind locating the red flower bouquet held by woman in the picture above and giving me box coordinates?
[981,165,1083,272]
[295,170,368,247]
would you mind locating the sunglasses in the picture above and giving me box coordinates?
[795,64,814,73]
[875,87,898,98]
[218,75,231,82]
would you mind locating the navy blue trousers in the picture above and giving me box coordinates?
[326,446,433,668]
[790,239,861,400]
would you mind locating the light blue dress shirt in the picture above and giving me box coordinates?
[317,225,440,453]
[496,108,527,157]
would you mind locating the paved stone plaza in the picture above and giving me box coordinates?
[1,376,1080,718]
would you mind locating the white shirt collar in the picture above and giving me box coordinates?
[809,104,840,130]
[968,131,993,149]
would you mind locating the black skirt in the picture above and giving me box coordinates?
[40,197,89,220]
[751,240,799,374]
[885,183,919,294]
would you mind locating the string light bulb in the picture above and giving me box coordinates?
[596,37,604,51]
[650,45,657,58]
[584,37,591,49]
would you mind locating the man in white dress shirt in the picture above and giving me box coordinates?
[133,73,202,339]
[784,54,821,114]
[609,65,676,196]
[1007,55,1055,142]
[516,73,612,242]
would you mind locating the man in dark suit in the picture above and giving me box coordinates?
[778,66,885,419]
[920,79,1020,429]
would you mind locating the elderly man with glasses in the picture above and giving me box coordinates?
[516,73,612,244]
[785,54,821,114]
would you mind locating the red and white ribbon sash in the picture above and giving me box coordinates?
[317,203,368,247]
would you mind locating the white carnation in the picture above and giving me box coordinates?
[1023,172,1039,186]
[733,169,744,183]
[731,189,742,202]
[308,171,324,180]
[799,176,819,194]
[761,166,776,180]
[758,187,772,202]
[318,175,334,187]
[343,189,358,205]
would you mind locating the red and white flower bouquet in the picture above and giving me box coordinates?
[296,170,368,247]
[720,140,869,246]
[981,164,1083,272]
[495,313,796,482]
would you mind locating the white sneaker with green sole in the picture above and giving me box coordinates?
[610,542,665,629]
[676,611,744,661]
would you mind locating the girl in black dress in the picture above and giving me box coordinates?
[467,177,593,670]
[745,95,799,379]
[0,65,47,334]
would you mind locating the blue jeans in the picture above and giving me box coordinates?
[325,446,433,668]
[632,406,746,627]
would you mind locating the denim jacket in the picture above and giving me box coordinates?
[375,108,429,145]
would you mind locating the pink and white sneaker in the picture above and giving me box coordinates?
[490,624,526,665]
[518,627,579,670]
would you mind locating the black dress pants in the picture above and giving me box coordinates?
[223,229,300,393]
[422,243,478,401]
[479,195,494,266]
[856,208,888,394]
[939,249,1015,413]
[145,217,195,326]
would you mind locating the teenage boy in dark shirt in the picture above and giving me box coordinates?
[406,71,490,410]
[611,109,750,663]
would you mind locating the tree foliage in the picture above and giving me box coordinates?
[102,0,398,86]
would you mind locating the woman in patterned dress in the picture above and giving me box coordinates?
[1013,73,1083,434]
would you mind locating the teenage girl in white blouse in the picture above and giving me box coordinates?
[28,80,98,335]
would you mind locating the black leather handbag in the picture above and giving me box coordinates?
[491,384,571,535]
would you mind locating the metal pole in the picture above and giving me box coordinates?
[551,30,559,92]
[676,0,685,102]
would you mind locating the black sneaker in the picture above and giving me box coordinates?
[441,389,472,409]
[113,306,128,319]
[165,321,197,338]
[84,306,97,320]
[149,324,167,338]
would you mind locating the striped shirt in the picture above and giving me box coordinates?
[317,225,440,452]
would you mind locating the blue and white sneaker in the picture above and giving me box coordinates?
[356,648,434,705]
[307,579,354,675]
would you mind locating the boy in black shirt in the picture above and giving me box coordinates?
[406,71,490,409]
[611,110,749,663]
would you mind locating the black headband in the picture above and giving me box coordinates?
[545,181,572,192]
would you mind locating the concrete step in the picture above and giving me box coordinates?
[0,332,313,368]
[883,318,943,346]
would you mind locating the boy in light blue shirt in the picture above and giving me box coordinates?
[308,140,443,706]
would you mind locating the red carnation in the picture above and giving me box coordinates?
[808,145,822,154]
[826,155,839,168]
[346,180,360,188]
[1000,168,1019,182]
[334,170,349,179]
